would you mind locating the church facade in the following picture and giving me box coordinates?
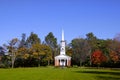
[54,30,71,67]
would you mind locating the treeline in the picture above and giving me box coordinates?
[0,32,120,68]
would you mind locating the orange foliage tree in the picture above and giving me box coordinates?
[110,51,119,63]
[91,50,107,66]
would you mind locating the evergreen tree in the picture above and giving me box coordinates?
[26,32,41,48]
[45,32,57,64]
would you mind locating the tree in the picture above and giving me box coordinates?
[44,32,57,64]
[14,33,28,67]
[0,46,5,56]
[19,33,26,48]
[30,43,44,66]
[30,43,52,66]
[113,35,120,57]
[114,33,120,41]
[86,32,98,50]
[96,40,109,53]
[91,50,107,67]
[16,47,28,67]
[107,38,120,67]
[41,44,52,66]
[0,46,5,65]
[5,38,20,68]
[71,38,90,66]
[66,45,72,57]
[110,51,119,63]
[26,32,41,48]
[86,32,98,66]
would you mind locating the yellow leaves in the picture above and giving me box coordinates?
[30,43,52,61]
[33,52,39,58]
[33,52,38,56]
[66,48,72,57]
[24,54,29,59]
[31,43,51,56]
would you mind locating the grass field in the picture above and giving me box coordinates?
[0,67,120,80]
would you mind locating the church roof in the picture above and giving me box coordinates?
[55,54,71,59]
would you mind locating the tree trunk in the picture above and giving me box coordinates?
[90,55,92,66]
[11,52,15,68]
[38,58,40,67]
[48,60,50,66]
[12,58,14,68]
[79,61,82,67]
[89,49,92,66]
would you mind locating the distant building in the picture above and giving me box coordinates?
[55,30,71,67]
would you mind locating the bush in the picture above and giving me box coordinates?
[0,63,6,68]
[73,65,78,68]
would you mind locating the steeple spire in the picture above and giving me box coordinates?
[60,29,65,55]
[62,29,64,41]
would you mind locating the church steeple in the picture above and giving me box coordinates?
[54,29,71,67]
[60,30,65,55]
[62,30,64,41]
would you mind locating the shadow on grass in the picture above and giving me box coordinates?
[75,70,120,76]
[97,76,120,80]
[75,70,120,80]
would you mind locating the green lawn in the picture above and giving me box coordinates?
[0,67,120,80]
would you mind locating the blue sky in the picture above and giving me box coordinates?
[0,0,120,45]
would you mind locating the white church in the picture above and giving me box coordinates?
[55,30,71,67]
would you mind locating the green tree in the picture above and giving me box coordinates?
[0,46,5,56]
[96,39,109,60]
[19,33,26,48]
[71,38,90,66]
[0,46,5,68]
[45,32,57,64]
[86,32,97,66]
[26,32,41,48]
[86,32,97,51]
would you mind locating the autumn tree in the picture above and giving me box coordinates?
[113,34,120,59]
[30,43,42,66]
[41,44,52,66]
[66,45,72,57]
[110,51,119,63]
[30,43,52,66]
[91,50,107,67]
[16,47,28,67]
[107,37,120,67]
